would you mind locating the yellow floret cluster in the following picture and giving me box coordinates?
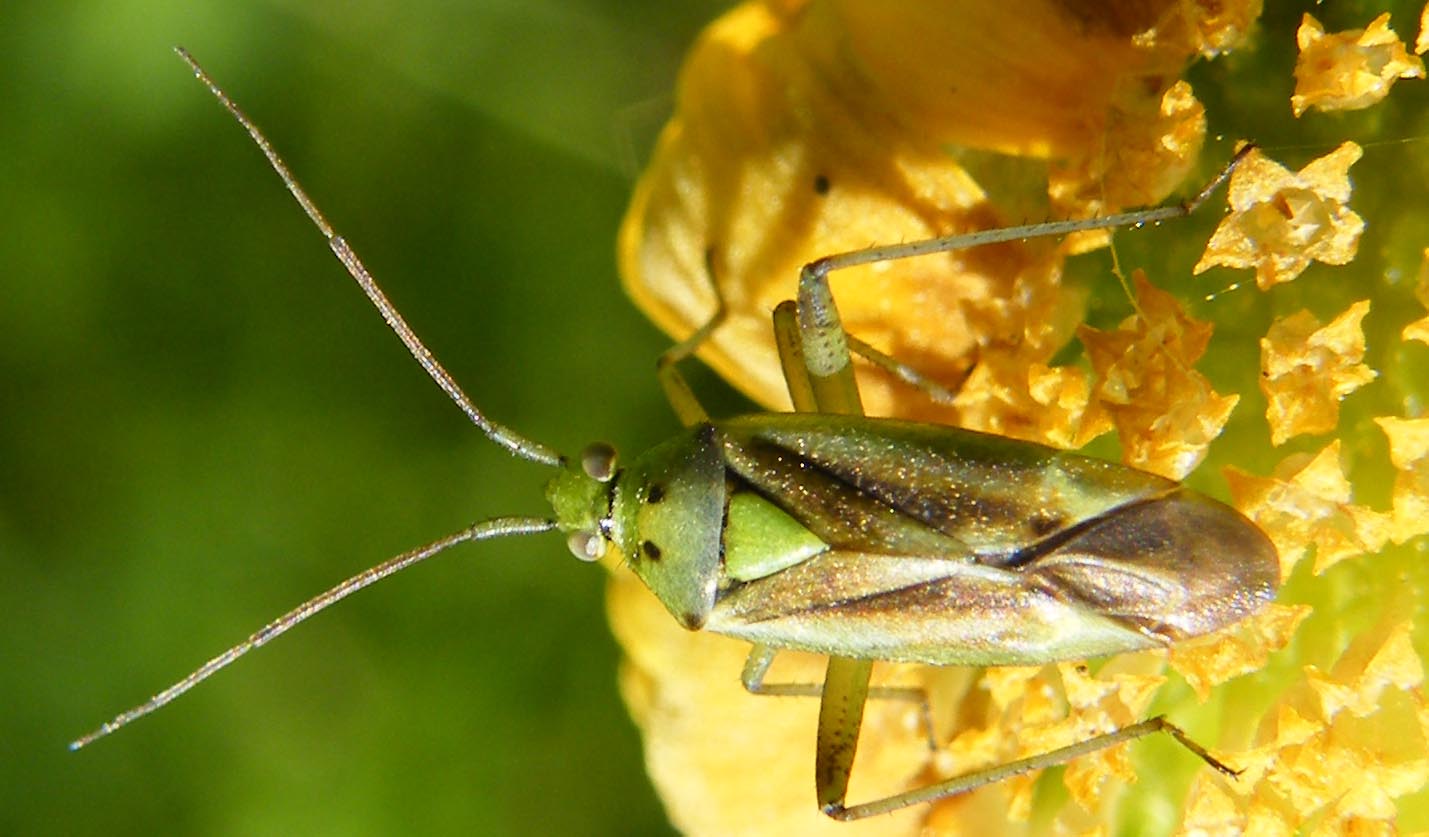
[615,2,1429,834]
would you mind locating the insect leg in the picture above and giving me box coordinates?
[845,335,961,406]
[739,647,925,702]
[674,255,937,762]
[805,144,1253,282]
[814,657,876,814]
[771,301,818,412]
[781,249,896,815]
[740,644,814,697]
[792,260,864,416]
[823,715,1239,821]
[740,645,937,749]
[655,249,726,426]
[783,272,962,409]
[790,146,1255,412]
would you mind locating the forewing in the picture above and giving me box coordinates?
[717,413,1175,560]
[706,549,1159,666]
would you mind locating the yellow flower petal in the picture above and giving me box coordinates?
[620,1,1248,422]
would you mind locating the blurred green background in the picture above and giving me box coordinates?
[5,2,728,834]
[8,1,1429,835]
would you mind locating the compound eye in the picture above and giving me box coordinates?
[580,442,618,482]
[565,530,606,562]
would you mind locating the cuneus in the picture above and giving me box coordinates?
[73,48,1278,822]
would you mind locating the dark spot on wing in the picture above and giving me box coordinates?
[641,540,663,562]
[1028,512,1064,537]
[813,174,831,195]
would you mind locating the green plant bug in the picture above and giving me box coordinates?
[72,48,1279,822]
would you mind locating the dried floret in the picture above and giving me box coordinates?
[1051,663,1162,809]
[1194,143,1364,289]
[1374,416,1429,544]
[1169,603,1309,700]
[927,662,1168,819]
[1181,617,1429,833]
[1048,80,1206,237]
[1129,0,1264,57]
[953,355,1112,450]
[1078,272,1237,479]
[1260,301,1377,446]
[1291,13,1425,117]
[1402,249,1429,344]
[943,258,1113,446]
[1224,442,1391,577]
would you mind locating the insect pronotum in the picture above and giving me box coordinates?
[72,48,1279,821]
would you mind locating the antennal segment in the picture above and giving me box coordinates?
[69,515,557,750]
[174,47,561,468]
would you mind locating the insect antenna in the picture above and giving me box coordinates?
[71,49,574,751]
[173,47,561,468]
[69,517,556,750]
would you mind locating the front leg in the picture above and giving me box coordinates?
[655,250,727,426]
